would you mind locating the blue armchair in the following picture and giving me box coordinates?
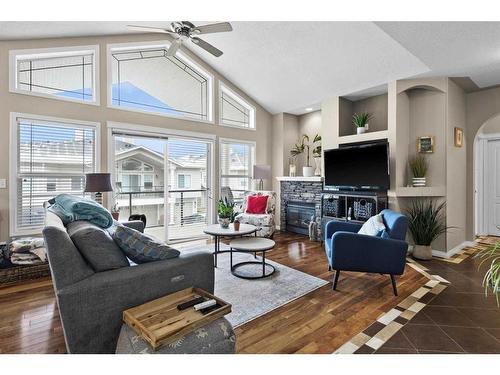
[324,209,409,296]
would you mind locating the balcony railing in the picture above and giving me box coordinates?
[115,187,245,242]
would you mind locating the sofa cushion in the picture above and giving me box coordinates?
[235,213,274,227]
[112,225,180,264]
[358,214,386,236]
[67,221,130,272]
[246,195,268,214]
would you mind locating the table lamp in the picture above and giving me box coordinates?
[253,165,271,191]
[84,173,113,205]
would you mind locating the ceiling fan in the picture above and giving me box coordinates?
[127,21,233,57]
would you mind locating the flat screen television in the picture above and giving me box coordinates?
[324,142,390,190]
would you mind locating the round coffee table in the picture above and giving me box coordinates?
[229,237,276,279]
[203,224,258,267]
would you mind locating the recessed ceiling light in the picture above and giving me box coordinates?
[305,107,313,112]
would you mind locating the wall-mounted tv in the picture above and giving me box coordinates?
[324,141,390,191]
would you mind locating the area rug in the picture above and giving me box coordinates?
[183,244,328,328]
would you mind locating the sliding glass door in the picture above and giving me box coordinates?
[112,131,212,243]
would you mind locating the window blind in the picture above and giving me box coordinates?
[15,117,96,232]
[219,141,254,200]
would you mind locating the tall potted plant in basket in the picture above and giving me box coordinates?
[405,199,449,260]
[352,112,373,134]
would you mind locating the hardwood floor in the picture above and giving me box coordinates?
[0,231,428,354]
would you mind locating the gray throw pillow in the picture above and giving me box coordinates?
[358,214,386,237]
[112,225,180,264]
[67,221,130,272]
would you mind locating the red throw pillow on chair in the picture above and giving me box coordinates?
[246,195,269,214]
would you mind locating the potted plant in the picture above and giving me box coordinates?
[312,134,322,176]
[291,134,314,177]
[405,199,448,260]
[352,112,373,134]
[476,241,500,306]
[111,201,120,221]
[409,155,428,187]
[217,198,234,228]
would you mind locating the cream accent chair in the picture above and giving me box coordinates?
[234,190,276,238]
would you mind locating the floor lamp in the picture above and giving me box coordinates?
[84,173,113,205]
[253,165,271,191]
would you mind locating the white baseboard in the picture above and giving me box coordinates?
[431,241,476,259]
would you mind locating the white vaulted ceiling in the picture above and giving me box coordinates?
[1,21,500,114]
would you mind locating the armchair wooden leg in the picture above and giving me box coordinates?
[333,270,340,290]
[390,275,398,296]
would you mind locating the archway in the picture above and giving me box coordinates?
[474,112,500,236]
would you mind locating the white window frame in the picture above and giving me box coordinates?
[9,112,101,236]
[9,45,100,106]
[178,174,192,189]
[219,138,256,197]
[219,82,256,130]
[107,40,214,124]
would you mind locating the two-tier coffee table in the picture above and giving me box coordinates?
[229,237,276,279]
[203,223,258,267]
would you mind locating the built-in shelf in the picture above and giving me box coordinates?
[338,130,389,145]
[276,176,324,182]
[389,186,446,197]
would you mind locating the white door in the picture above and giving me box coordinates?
[486,139,500,236]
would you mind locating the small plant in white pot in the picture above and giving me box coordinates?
[409,155,428,187]
[352,112,372,135]
[291,134,315,177]
[405,199,448,260]
[217,198,234,228]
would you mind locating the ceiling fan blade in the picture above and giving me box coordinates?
[127,25,175,34]
[166,39,182,56]
[192,22,233,35]
[191,37,223,57]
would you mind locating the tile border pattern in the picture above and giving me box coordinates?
[334,257,451,354]
[334,237,498,354]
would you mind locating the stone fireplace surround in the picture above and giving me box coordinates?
[277,177,323,238]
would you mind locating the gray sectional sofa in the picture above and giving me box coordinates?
[42,211,233,354]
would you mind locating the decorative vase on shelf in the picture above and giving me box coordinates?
[303,166,314,177]
[289,164,296,177]
[356,126,367,135]
[412,177,427,187]
[413,245,432,260]
[218,217,230,229]
[313,157,321,176]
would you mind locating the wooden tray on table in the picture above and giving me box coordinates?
[123,287,231,350]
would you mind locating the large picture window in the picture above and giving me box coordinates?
[219,139,255,202]
[219,83,255,129]
[109,43,212,121]
[9,46,99,104]
[10,114,98,235]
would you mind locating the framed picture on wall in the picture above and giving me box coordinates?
[417,136,434,153]
[454,127,464,147]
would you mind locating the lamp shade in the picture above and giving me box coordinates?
[84,173,113,193]
[253,165,271,179]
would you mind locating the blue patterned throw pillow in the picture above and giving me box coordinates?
[112,225,180,264]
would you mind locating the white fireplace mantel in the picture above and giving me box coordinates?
[276,176,324,182]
